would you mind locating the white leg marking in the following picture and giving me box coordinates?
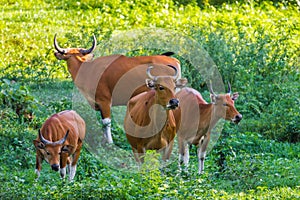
[69,165,77,181]
[179,142,189,166]
[102,118,113,144]
[197,149,206,174]
[183,144,190,166]
[162,144,171,162]
[60,167,66,179]
[35,169,40,179]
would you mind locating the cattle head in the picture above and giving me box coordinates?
[33,130,73,171]
[146,65,187,110]
[209,82,242,124]
[54,34,97,62]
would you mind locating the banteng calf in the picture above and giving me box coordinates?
[174,83,242,174]
[33,110,85,180]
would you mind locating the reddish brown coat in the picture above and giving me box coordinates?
[174,87,242,174]
[54,35,181,144]
[124,67,186,163]
[33,110,85,180]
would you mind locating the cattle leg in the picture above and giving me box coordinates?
[133,145,145,164]
[69,164,77,181]
[162,140,174,162]
[197,133,210,174]
[102,118,113,144]
[35,154,43,179]
[132,148,140,163]
[60,167,67,179]
[69,146,82,181]
[98,101,113,144]
[67,157,71,175]
[178,137,189,171]
[60,154,69,179]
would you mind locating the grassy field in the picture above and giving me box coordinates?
[0,0,299,199]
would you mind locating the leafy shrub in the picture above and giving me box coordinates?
[0,79,39,120]
[183,2,299,142]
[243,81,300,143]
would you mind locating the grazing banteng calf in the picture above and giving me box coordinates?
[124,66,187,163]
[54,35,181,144]
[174,83,242,174]
[33,110,85,180]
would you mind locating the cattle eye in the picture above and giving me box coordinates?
[223,103,228,107]
[46,151,50,155]
[159,86,164,90]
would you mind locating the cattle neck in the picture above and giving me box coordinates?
[199,103,223,131]
[66,56,86,81]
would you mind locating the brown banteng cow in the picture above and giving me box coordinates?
[174,83,242,174]
[54,35,181,144]
[124,66,187,163]
[33,110,85,181]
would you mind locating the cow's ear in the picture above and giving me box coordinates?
[232,92,239,101]
[61,145,74,154]
[33,140,45,149]
[145,79,155,88]
[176,78,188,88]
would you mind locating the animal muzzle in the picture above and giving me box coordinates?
[54,52,63,60]
[232,114,242,124]
[166,98,179,110]
[51,164,60,171]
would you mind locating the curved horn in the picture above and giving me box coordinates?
[227,82,232,94]
[39,129,52,145]
[146,66,156,80]
[167,65,179,80]
[209,81,218,97]
[53,130,69,145]
[39,129,69,145]
[54,34,66,54]
[79,35,97,55]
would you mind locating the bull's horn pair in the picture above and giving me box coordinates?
[39,130,69,145]
[54,34,97,55]
[146,65,179,80]
[209,81,232,97]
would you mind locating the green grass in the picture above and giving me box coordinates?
[0,121,299,199]
[0,0,299,199]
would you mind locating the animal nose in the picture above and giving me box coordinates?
[54,52,62,59]
[51,164,60,171]
[168,98,179,109]
[235,114,242,122]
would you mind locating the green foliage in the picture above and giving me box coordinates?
[0,0,299,199]
[0,79,39,120]
[182,2,300,142]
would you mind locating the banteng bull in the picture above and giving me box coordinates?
[124,66,187,163]
[33,110,85,181]
[174,83,242,174]
[54,35,181,144]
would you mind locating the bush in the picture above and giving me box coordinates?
[183,2,299,142]
[0,79,39,120]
